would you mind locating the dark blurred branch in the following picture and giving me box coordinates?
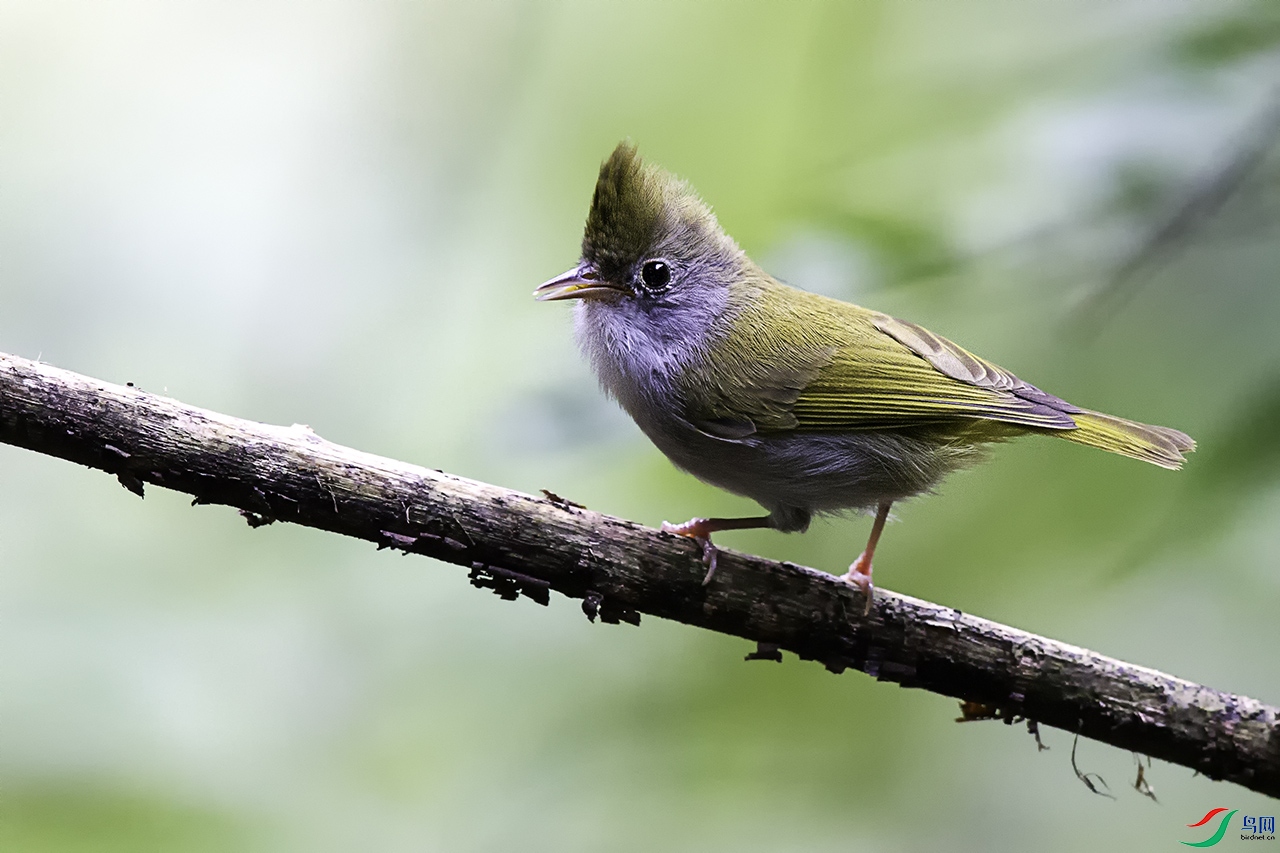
[2,350,1277,799]
[1078,89,1280,325]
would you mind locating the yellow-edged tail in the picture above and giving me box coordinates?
[1060,410,1195,470]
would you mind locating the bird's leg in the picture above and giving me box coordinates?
[661,515,773,585]
[841,502,891,615]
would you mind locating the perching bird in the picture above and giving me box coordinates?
[536,142,1194,611]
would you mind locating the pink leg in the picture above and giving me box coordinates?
[841,502,891,614]
[662,516,773,585]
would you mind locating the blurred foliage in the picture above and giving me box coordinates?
[1137,372,1280,559]
[1175,0,1280,65]
[1,1,1279,851]
[0,787,257,853]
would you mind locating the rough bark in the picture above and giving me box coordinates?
[1,350,1277,798]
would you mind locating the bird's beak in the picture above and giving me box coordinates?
[533,264,626,301]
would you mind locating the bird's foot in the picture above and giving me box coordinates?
[661,518,720,585]
[840,551,875,615]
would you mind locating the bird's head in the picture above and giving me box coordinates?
[535,142,746,310]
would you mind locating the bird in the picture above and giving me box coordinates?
[535,142,1194,612]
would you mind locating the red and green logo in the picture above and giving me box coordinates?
[1182,808,1239,847]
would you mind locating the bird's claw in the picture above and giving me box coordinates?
[662,518,721,585]
[840,551,875,615]
[698,539,718,585]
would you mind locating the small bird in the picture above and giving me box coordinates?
[536,142,1194,611]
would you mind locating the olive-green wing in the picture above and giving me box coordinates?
[685,283,1080,438]
[784,312,1081,432]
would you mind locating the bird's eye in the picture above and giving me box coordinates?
[640,259,671,292]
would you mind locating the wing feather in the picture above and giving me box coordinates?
[684,280,1080,436]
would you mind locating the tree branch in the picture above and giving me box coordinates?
[1,350,1277,798]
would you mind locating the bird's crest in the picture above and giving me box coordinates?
[582,142,720,272]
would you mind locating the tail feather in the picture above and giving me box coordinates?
[1060,410,1195,470]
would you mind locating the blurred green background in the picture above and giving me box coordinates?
[2,1,1279,850]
